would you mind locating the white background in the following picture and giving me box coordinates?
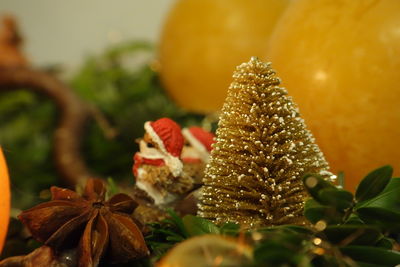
[1,0,175,69]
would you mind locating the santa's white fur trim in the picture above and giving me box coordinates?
[144,121,183,177]
[165,156,183,177]
[145,121,167,153]
[182,128,210,163]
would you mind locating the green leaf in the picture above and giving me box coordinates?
[375,237,394,250]
[355,165,393,202]
[356,178,400,212]
[219,222,240,236]
[303,174,336,202]
[304,199,324,223]
[253,241,302,265]
[356,207,400,231]
[322,225,381,246]
[182,215,220,237]
[106,177,119,198]
[165,235,185,242]
[254,247,297,265]
[166,209,188,238]
[304,199,343,224]
[344,214,364,225]
[272,225,314,235]
[355,262,390,267]
[252,227,308,247]
[337,171,345,189]
[318,188,354,211]
[340,246,400,265]
[311,255,347,266]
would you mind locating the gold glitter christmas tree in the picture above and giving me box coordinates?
[198,57,333,228]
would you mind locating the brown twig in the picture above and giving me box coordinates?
[0,67,98,186]
[87,104,118,139]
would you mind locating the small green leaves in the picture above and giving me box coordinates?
[165,209,188,238]
[301,167,400,265]
[318,188,353,210]
[253,242,299,266]
[303,174,336,201]
[147,166,400,266]
[344,214,364,225]
[375,237,394,250]
[337,171,345,188]
[304,199,343,224]
[356,207,400,231]
[355,165,393,202]
[356,177,400,211]
[106,177,119,199]
[304,199,326,224]
[219,222,240,236]
[322,225,381,246]
[354,177,400,231]
[340,246,400,266]
[303,174,354,224]
[182,215,220,237]
[252,228,309,266]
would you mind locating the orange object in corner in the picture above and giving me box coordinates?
[266,0,400,191]
[0,148,10,253]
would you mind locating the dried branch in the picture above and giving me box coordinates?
[0,67,98,186]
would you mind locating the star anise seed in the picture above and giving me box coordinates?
[18,178,149,267]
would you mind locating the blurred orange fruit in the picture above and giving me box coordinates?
[158,0,291,113]
[0,147,10,253]
[157,235,252,267]
[265,0,400,191]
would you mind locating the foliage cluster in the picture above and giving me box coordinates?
[147,166,400,267]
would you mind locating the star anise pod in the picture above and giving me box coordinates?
[18,178,149,267]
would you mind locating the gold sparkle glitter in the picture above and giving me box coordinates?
[305,176,318,188]
[313,237,322,246]
[198,57,332,228]
[315,220,327,231]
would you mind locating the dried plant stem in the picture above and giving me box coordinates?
[0,67,98,186]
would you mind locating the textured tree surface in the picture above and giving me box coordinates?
[198,57,333,228]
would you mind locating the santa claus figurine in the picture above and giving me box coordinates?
[133,118,194,206]
[181,127,215,184]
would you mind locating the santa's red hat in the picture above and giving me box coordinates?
[182,127,215,162]
[144,118,184,177]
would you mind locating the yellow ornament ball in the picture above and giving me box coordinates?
[0,147,10,253]
[158,0,291,113]
[265,0,400,191]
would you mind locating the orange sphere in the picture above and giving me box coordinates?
[159,0,291,113]
[265,0,400,191]
[0,147,10,252]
